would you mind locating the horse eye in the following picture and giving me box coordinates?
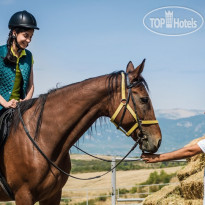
[140,97,149,104]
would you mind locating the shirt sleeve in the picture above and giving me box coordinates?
[197,139,205,153]
[32,55,34,65]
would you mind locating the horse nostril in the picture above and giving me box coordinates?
[137,130,148,140]
[158,139,162,148]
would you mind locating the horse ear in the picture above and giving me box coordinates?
[129,59,146,83]
[126,61,134,73]
[136,58,146,75]
[134,59,146,78]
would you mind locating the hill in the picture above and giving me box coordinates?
[155,109,204,120]
[70,110,205,156]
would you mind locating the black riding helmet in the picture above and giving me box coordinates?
[8,10,39,30]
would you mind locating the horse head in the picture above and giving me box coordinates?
[109,59,162,153]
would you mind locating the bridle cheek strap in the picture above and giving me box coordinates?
[110,72,158,137]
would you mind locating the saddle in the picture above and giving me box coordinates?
[0,108,15,200]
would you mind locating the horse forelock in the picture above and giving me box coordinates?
[107,70,149,96]
[137,75,149,92]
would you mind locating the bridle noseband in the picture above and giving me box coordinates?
[110,72,158,138]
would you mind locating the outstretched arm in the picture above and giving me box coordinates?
[141,144,203,163]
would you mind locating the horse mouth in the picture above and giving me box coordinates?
[139,141,159,153]
[138,132,161,153]
[131,130,161,153]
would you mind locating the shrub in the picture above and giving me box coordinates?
[119,188,129,194]
[130,186,137,194]
[75,199,95,205]
[140,170,176,186]
[97,194,107,201]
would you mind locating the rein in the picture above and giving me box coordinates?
[17,108,139,181]
[73,144,112,162]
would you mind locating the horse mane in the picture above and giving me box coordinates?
[12,70,149,141]
[12,93,48,140]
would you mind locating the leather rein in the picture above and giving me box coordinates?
[17,72,158,180]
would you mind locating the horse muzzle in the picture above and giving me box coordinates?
[137,130,161,153]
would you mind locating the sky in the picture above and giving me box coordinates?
[0,0,204,110]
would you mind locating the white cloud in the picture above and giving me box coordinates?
[177,121,192,128]
[84,135,94,141]
[195,123,205,132]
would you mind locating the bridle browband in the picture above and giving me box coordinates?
[110,72,158,138]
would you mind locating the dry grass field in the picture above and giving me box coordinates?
[62,155,182,204]
[63,167,181,191]
[62,167,182,205]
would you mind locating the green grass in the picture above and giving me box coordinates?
[70,159,186,174]
[120,170,176,198]
[74,194,108,205]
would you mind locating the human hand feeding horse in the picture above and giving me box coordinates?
[0,59,161,204]
[141,140,204,163]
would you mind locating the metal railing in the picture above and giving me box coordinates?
[60,183,179,205]
[111,157,187,205]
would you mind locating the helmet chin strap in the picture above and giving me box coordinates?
[12,35,23,53]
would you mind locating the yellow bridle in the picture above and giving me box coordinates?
[110,72,158,136]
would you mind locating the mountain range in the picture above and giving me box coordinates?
[155,109,204,120]
[70,109,205,157]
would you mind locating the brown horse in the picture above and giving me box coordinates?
[0,60,161,204]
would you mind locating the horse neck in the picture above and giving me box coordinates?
[40,74,113,160]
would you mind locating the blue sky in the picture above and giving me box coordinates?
[0,0,204,110]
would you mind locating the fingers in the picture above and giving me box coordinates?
[3,99,18,109]
[141,153,160,163]
[20,98,27,102]
[141,153,151,159]
[141,154,149,163]
[141,157,150,163]
[9,99,18,108]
